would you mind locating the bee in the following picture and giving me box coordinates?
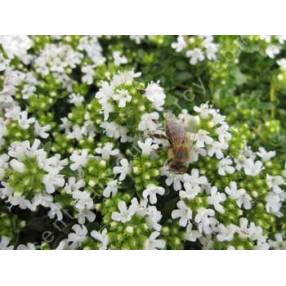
[165,113,192,173]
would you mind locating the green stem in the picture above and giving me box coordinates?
[270,82,276,118]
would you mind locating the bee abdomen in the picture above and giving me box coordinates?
[174,146,190,162]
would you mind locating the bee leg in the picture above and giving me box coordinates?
[162,149,174,168]
[167,148,173,159]
[153,133,167,140]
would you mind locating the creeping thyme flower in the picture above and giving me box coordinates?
[266,44,280,58]
[0,236,14,250]
[172,200,193,227]
[144,82,166,111]
[90,229,109,250]
[113,159,130,181]
[172,36,218,65]
[218,157,235,176]
[138,138,159,155]
[103,180,119,198]
[144,231,166,250]
[70,149,90,170]
[143,185,165,204]
[0,35,285,249]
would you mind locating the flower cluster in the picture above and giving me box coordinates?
[0,35,286,250]
[171,36,219,65]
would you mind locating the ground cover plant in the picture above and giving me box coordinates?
[0,35,286,250]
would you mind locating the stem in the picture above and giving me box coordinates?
[270,81,276,118]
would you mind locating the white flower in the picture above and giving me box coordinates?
[111,201,134,223]
[69,93,84,106]
[101,121,129,143]
[0,53,9,71]
[95,142,119,160]
[171,200,192,227]
[181,169,208,199]
[17,243,37,250]
[171,36,187,52]
[260,35,272,43]
[91,229,109,250]
[238,218,265,243]
[203,37,218,60]
[67,125,84,140]
[266,44,280,58]
[265,191,285,217]
[0,36,32,63]
[144,82,166,111]
[194,130,213,148]
[43,172,65,194]
[129,35,145,44]
[216,124,231,143]
[225,181,252,210]
[34,122,51,139]
[0,236,13,250]
[113,159,130,181]
[144,204,163,231]
[144,231,166,250]
[138,112,160,132]
[218,157,235,176]
[207,141,227,159]
[48,203,63,221]
[10,159,26,173]
[194,103,212,118]
[8,195,33,210]
[111,70,141,87]
[195,208,217,235]
[70,149,89,170]
[243,158,263,176]
[255,240,270,250]
[129,198,162,231]
[64,177,85,194]
[81,64,95,85]
[113,89,132,107]
[257,147,276,161]
[138,138,159,155]
[35,43,82,75]
[185,223,201,242]
[237,218,251,239]
[266,175,285,193]
[277,35,286,44]
[55,240,70,250]
[8,139,40,160]
[143,184,165,204]
[269,233,286,249]
[21,82,37,100]
[103,180,119,198]
[95,81,114,120]
[39,153,67,174]
[277,58,286,70]
[0,154,9,179]
[67,224,88,249]
[77,209,96,224]
[78,36,105,66]
[0,119,8,138]
[112,51,128,66]
[32,194,53,208]
[216,223,237,242]
[72,190,94,210]
[186,48,205,65]
[18,111,35,129]
[207,186,226,213]
[163,169,186,191]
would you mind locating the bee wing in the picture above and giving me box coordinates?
[166,118,186,147]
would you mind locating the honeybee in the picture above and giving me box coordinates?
[165,113,192,173]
